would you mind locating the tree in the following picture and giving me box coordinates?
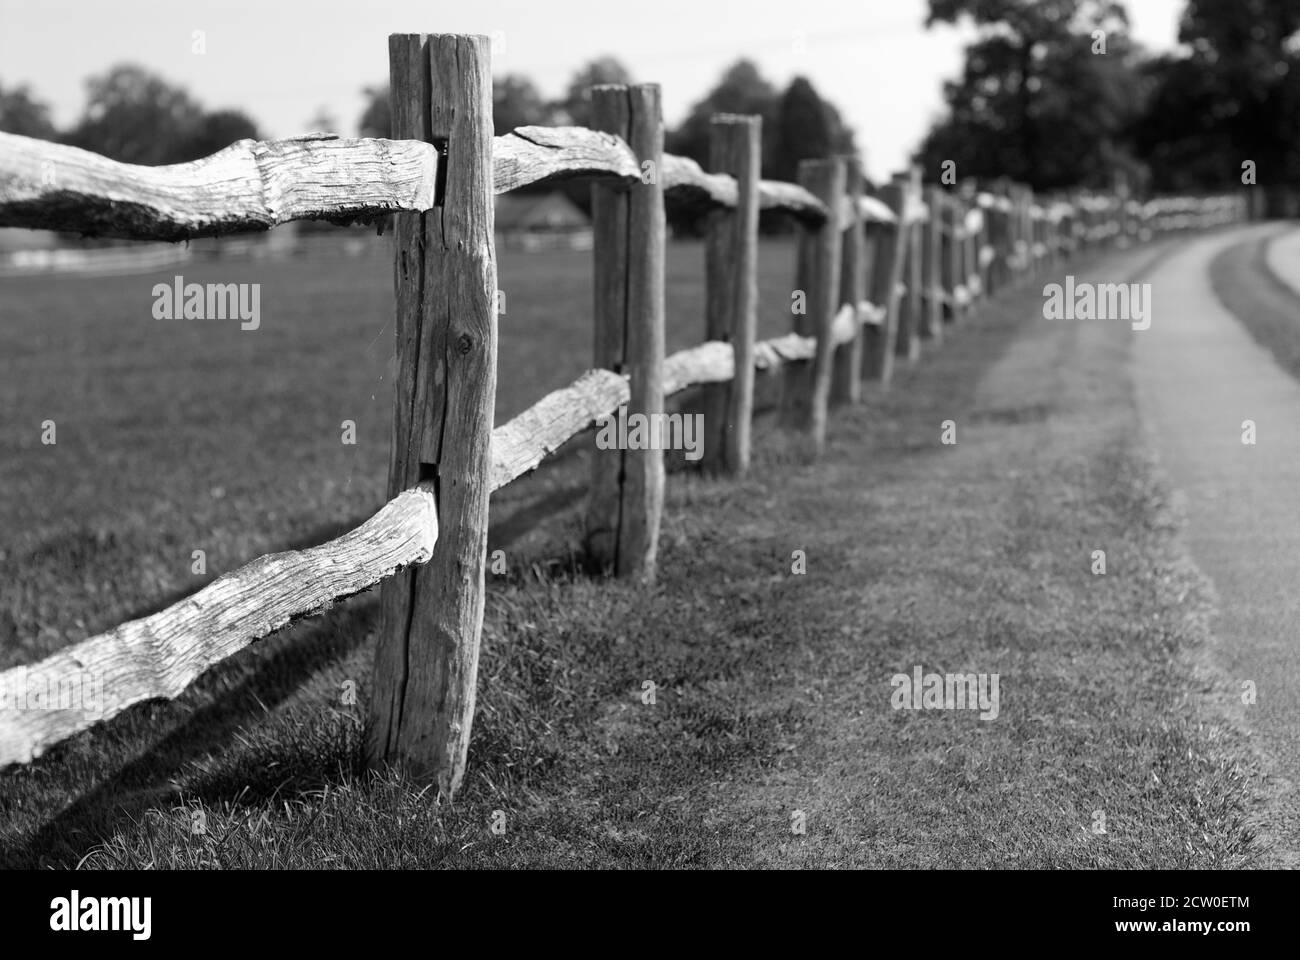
[358,84,391,138]
[557,56,633,127]
[918,0,1145,190]
[305,106,339,135]
[1133,0,1300,198]
[665,59,779,170]
[180,109,260,159]
[67,64,205,165]
[0,82,57,140]
[493,73,548,135]
[769,76,840,184]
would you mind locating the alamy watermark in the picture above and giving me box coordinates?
[890,665,1000,720]
[1042,275,1151,330]
[0,667,104,715]
[152,275,260,330]
[595,408,703,461]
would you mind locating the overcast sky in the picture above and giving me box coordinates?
[0,0,1184,180]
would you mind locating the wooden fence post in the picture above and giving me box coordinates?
[702,114,760,476]
[585,83,665,580]
[862,180,908,386]
[780,157,844,454]
[920,185,943,342]
[368,33,497,796]
[894,168,922,362]
[832,156,866,404]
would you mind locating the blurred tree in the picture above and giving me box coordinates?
[665,59,779,170]
[918,0,1144,190]
[0,82,57,140]
[558,56,633,127]
[358,84,391,138]
[357,75,552,138]
[305,105,339,134]
[1134,0,1300,197]
[67,64,205,165]
[769,76,855,184]
[180,108,260,159]
[493,73,548,135]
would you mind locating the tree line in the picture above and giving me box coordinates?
[2,0,1295,214]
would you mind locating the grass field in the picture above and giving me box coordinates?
[0,236,800,671]
[0,233,1266,868]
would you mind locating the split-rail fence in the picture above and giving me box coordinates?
[0,32,1249,793]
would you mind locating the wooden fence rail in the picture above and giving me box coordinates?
[0,31,1252,784]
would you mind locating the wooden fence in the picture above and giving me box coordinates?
[0,32,1251,792]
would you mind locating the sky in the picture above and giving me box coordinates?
[0,0,1185,181]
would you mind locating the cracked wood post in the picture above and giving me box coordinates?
[893,168,922,362]
[701,114,760,475]
[920,185,943,343]
[780,157,844,456]
[832,156,866,405]
[862,179,907,387]
[585,83,665,579]
[368,33,497,797]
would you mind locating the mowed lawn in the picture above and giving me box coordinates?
[0,232,1264,868]
[0,234,801,669]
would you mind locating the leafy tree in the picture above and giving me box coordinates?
[67,64,205,165]
[180,109,260,159]
[1134,0,1300,197]
[493,73,549,135]
[358,84,391,138]
[0,82,57,140]
[558,56,633,127]
[918,0,1143,190]
[665,59,779,170]
[769,76,854,184]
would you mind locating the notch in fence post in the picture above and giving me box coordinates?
[585,83,665,580]
[702,114,760,476]
[893,168,922,362]
[832,156,866,405]
[780,157,844,455]
[369,33,497,797]
[920,185,942,343]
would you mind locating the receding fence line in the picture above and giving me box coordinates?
[0,30,1252,782]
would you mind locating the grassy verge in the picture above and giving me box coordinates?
[1,242,1262,868]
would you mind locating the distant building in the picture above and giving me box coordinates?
[494,191,592,251]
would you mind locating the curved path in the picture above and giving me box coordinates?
[1132,223,1300,864]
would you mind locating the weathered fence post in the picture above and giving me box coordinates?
[862,179,908,386]
[832,156,866,404]
[780,157,844,455]
[920,186,943,342]
[368,33,497,796]
[893,168,923,362]
[702,114,760,475]
[586,83,665,580]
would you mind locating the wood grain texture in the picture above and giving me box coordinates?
[0,484,438,768]
[368,33,498,797]
[701,115,760,476]
[661,152,829,225]
[832,157,866,405]
[584,86,632,570]
[0,130,438,240]
[620,84,666,581]
[493,125,641,193]
[1,123,856,240]
[781,158,844,455]
[862,181,909,387]
[894,170,923,363]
